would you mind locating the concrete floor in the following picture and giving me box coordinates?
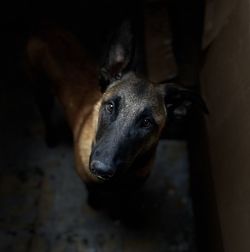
[0,81,196,252]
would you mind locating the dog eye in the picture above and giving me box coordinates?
[142,118,152,128]
[106,102,114,113]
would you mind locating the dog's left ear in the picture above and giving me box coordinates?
[99,20,134,92]
[157,83,208,119]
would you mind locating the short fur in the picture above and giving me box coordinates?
[26,27,102,183]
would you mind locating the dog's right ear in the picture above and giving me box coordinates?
[157,83,208,119]
[99,20,135,92]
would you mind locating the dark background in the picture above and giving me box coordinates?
[0,1,216,252]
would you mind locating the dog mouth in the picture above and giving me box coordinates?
[90,169,114,181]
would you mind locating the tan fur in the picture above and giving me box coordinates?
[26,27,101,183]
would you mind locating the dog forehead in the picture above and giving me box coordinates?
[100,73,166,128]
[105,73,158,103]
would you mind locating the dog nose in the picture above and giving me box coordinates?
[90,160,115,180]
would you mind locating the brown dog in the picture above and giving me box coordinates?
[25,21,206,200]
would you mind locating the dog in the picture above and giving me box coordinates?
[25,20,207,206]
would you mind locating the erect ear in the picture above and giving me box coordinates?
[157,83,208,119]
[99,20,135,92]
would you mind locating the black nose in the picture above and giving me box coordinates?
[90,160,115,180]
